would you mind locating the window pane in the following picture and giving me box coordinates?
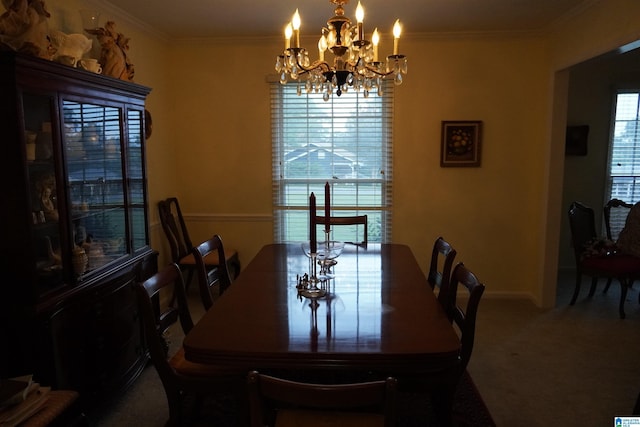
[606,92,640,234]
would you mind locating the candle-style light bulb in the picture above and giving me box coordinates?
[285,23,292,50]
[372,28,379,61]
[392,19,401,55]
[318,30,327,61]
[292,9,301,48]
[355,2,364,41]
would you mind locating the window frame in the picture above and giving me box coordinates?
[606,90,640,204]
[271,81,394,244]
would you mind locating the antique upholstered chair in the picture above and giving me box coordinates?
[603,198,634,292]
[193,234,233,311]
[136,263,245,426]
[247,371,397,427]
[567,201,640,318]
[427,236,457,319]
[604,198,633,242]
[314,214,368,246]
[158,197,240,289]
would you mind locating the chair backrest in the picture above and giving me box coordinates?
[314,214,368,246]
[193,234,232,311]
[449,262,485,374]
[247,371,397,427]
[568,201,598,263]
[136,263,195,385]
[158,197,193,263]
[604,198,633,241]
[427,237,457,319]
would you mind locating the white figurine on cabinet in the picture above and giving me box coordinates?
[50,30,92,67]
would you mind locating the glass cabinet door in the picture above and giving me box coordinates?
[62,100,128,277]
[125,109,148,253]
[24,93,65,294]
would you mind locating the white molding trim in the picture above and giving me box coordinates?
[184,213,273,223]
[463,291,539,306]
[95,0,169,41]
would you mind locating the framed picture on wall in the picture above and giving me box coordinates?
[441,120,482,167]
[565,125,588,156]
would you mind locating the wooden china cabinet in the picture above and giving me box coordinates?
[0,51,157,407]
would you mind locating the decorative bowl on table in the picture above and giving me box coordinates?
[301,240,345,259]
[318,240,345,261]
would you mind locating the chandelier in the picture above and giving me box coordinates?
[275,0,407,101]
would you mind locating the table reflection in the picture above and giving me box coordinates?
[288,244,382,352]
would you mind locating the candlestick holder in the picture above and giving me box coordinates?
[299,243,327,298]
[317,239,344,279]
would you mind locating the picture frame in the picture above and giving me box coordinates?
[440,121,482,167]
[565,125,588,156]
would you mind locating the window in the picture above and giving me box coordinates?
[607,92,640,201]
[271,82,393,243]
[606,91,640,232]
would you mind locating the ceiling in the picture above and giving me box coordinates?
[103,0,594,40]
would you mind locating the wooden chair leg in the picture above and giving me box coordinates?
[229,253,241,280]
[166,389,185,427]
[570,271,582,305]
[588,276,598,297]
[431,384,455,427]
[619,279,629,319]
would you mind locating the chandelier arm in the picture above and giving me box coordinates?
[357,54,407,76]
[361,64,394,77]
[293,55,332,75]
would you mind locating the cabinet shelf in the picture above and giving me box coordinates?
[70,205,125,221]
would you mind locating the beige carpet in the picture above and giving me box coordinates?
[91,270,640,426]
[470,270,640,427]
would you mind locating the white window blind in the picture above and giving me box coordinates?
[271,82,393,243]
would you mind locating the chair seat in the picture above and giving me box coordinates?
[170,347,243,377]
[179,247,238,266]
[276,409,385,427]
[582,253,640,275]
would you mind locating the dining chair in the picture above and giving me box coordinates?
[136,263,245,427]
[448,262,486,375]
[427,236,457,320]
[603,198,634,292]
[193,234,233,311]
[247,371,397,427]
[604,198,633,241]
[568,201,640,318]
[158,197,240,290]
[314,214,368,246]
[396,262,485,426]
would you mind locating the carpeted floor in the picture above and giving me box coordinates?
[397,371,495,427]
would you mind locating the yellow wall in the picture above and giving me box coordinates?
[44,0,640,306]
[163,33,553,302]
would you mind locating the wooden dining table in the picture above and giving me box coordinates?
[183,243,461,375]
